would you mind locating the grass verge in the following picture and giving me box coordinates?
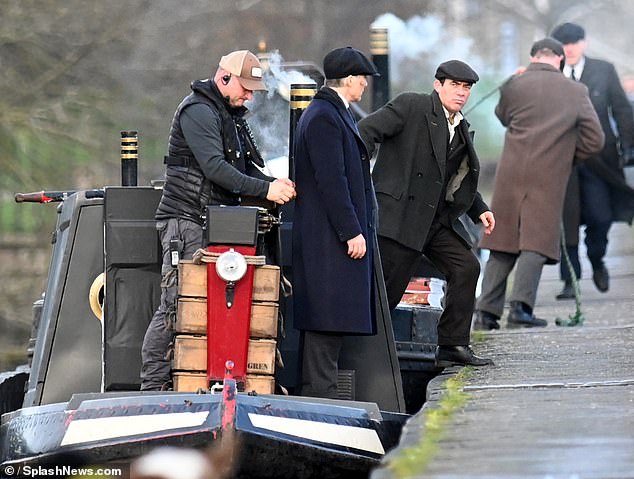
[388,367,472,478]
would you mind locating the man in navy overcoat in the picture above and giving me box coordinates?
[292,47,379,398]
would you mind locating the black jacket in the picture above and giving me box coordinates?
[359,90,488,251]
[156,79,271,224]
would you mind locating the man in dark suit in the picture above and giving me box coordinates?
[292,47,379,398]
[551,23,634,299]
[359,60,495,367]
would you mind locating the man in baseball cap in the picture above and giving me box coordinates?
[141,50,295,390]
[218,49,267,92]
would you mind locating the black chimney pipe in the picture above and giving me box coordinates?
[370,27,390,112]
[288,83,316,181]
[120,130,138,186]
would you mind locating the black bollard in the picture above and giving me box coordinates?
[370,27,390,112]
[120,130,138,186]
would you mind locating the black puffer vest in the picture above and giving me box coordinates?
[155,79,261,224]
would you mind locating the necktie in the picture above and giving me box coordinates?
[347,108,356,124]
[571,68,577,81]
[448,113,455,125]
[347,108,359,132]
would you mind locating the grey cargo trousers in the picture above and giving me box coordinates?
[140,218,203,390]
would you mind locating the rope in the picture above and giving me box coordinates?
[191,248,266,266]
[555,221,585,326]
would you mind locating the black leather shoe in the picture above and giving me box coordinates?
[435,345,494,367]
[473,311,500,331]
[555,283,575,300]
[592,264,609,292]
[507,301,547,328]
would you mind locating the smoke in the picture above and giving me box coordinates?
[247,51,316,178]
[371,13,483,91]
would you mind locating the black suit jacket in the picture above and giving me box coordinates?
[580,57,634,168]
[359,90,488,252]
[563,57,634,236]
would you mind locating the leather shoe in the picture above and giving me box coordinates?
[592,264,609,292]
[507,301,547,328]
[473,310,500,331]
[435,345,494,367]
[555,283,575,300]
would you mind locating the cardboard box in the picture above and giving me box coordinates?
[178,261,280,302]
[173,335,276,375]
[172,372,274,395]
[175,298,278,338]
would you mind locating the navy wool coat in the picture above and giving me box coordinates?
[292,87,377,335]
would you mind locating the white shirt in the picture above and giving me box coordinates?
[563,56,586,81]
[442,106,463,142]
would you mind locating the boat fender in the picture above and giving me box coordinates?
[89,272,105,321]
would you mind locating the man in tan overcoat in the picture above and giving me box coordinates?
[474,38,604,330]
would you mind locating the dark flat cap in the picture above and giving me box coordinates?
[551,23,585,44]
[530,37,564,57]
[435,60,479,84]
[323,47,379,79]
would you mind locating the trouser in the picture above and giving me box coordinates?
[477,250,547,318]
[140,218,204,391]
[560,165,612,283]
[301,331,344,399]
[378,223,480,346]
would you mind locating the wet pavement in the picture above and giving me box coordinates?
[373,223,634,479]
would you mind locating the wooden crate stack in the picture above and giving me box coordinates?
[172,259,280,394]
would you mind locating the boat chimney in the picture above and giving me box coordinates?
[370,27,390,111]
[120,130,138,186]
[288,83,316,180]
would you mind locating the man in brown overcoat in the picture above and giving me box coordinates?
[474,38,604,330]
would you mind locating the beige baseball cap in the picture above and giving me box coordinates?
[219,50,267,91]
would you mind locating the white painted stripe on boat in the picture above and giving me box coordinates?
[248,413,385,455]
[60,411,209,446]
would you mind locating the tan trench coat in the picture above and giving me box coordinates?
[480,62,604,262]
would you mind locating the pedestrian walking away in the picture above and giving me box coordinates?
[474,38,604,331]
[551,22,634,300]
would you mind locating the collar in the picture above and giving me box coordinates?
[563,56,586,79]
[333,88,350,109]
[441,105,463,126]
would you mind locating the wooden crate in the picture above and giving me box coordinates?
[172,372,275,395]
[245,374,275,394]
[252,265,280,302]
[178,261,280,302]
[175,298,278,338]
[246,339,276,375]
[173,371,208,392]
[250,302,279,338]
[173,335,276,375]
[178,260,206,297]
[173,335,207,371]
